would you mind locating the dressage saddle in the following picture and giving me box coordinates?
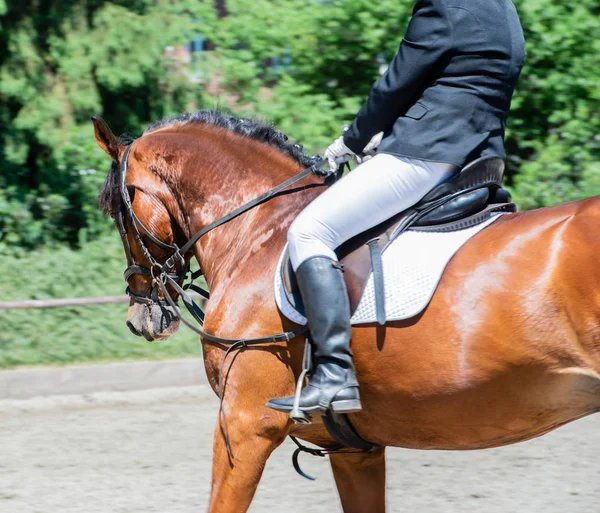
[282,156,516,318]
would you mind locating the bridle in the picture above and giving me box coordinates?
[116,141,335,345]
[117,144,189,307]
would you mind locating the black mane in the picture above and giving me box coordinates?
[145,110,317,168]
[98,110,317,215]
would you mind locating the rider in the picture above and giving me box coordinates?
[267,0,525,417]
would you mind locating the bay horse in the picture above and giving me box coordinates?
[93,111,600,513]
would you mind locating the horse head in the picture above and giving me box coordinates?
[92,116,186,341]
[92,111,323,344]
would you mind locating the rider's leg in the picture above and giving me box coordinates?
[269,254,360,414]
[287,154,458,270]
[266,154,457,415]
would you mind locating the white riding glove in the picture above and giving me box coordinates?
[357,132,383,164]
[324,136,356,172]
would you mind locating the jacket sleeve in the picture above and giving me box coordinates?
[343,0,452,154]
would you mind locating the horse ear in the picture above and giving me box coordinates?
[91,116,125,162]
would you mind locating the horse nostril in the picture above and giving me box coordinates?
[126,321,142,337]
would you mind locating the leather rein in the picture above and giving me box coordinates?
[117,142,335,346]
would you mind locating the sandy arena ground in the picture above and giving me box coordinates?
[1,385,599,513]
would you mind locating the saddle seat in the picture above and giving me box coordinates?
[282,156,516,315]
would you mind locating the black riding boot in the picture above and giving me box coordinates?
[266,256,361,416]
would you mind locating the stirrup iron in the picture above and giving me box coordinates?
[290,338,313,424]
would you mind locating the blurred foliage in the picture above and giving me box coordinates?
[0,0,599,366]
[0,233,200,367]
[1,0,599,254]
[0,0,215,252]
[507,0,600,208]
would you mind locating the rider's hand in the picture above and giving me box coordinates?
[363,132,383,155]
[324,136,355,172]
[357,132,383,164]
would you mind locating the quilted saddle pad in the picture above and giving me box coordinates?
[274,214,504,326]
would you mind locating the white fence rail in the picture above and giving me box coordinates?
[0,294,204,310]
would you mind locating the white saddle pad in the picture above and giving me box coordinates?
[274,214,504,326]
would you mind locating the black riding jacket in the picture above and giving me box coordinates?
[343,0,525,168]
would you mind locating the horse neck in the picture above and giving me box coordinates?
[161,126,324,294]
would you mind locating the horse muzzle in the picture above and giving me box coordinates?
[126,301,180,341]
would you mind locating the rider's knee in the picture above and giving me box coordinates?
[287,216,311,247]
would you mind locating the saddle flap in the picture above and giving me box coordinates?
[282,257,305,316]
[281,232,389,315]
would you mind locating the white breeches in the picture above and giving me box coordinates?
[288,154,457,270]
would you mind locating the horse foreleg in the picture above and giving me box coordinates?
[330,447,387,513]
[206,408,288,513]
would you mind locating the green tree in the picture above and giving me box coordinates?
[0,1,216,253]
[507,0,600,207]
[1,0,600,255]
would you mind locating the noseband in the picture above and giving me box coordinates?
[116,141,333,344]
